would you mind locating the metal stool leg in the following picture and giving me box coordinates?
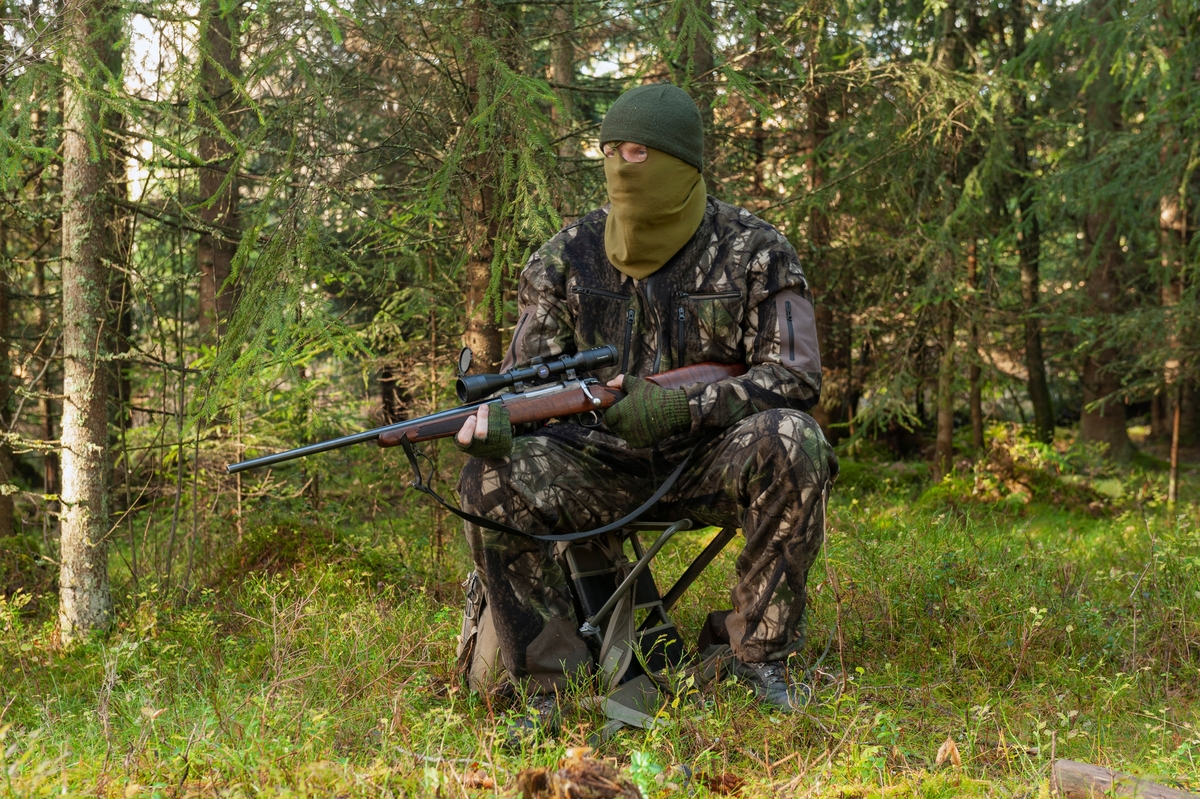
[579,518,691,636]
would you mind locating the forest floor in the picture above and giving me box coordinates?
[2,429,1199,798]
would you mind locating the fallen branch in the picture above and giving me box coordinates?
[1052,759,1198,799]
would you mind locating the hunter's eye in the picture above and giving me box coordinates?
[603,142,649,163]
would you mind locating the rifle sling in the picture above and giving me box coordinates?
[399,433,715,543]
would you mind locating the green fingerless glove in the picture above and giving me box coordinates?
[603,376,692,449]
[454,404,513,459]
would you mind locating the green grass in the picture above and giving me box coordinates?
[1,446,1199,798]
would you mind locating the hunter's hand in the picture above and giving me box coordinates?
[455,403,513,459]
[603,374,691,449]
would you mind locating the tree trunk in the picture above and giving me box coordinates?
[1168,385,1181,509]
[197,0,240,341]
[549,1,576,161]
[934,292,956,479]
[1159,169,1196,447]
[0,0,12,539]
[669,0,715,142]
[460,0,505,374]
[805,25,853,442]
[966,238,983,449]
[28,105,60,503]
[688,0,715,146]
[1078,237,1131,460]
[59,0,121,642]
[35,258,58,499]
[1170,385,1198,446]
[1151,392,1166,440]
[463,235,503,373]
[1010,0,1055,444]
[1078,6,1132,461]
[932,0,962,476]
[0,204,13,540]
[1156,383,1195,443]
[1015,201,1055,443]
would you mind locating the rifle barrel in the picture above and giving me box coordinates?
[225,400,486,474]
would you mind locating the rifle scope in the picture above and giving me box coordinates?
[455,344,618,402]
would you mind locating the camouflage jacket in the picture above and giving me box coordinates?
[501,196,822,434]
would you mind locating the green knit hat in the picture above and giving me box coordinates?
[600,84,704,172]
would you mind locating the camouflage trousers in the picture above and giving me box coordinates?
[456,408,838,689]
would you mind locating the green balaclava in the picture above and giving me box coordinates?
[600,84,707,280]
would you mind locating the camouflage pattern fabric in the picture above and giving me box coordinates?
[458,411,838,688]
[501,197,823,434]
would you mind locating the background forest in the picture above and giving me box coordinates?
[1,0,1198,796]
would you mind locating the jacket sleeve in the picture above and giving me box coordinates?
[499,238,575,373]
[684,228,823,431]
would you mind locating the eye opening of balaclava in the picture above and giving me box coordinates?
[599,84,707,280]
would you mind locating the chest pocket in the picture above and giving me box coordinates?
[571,284,633,372]
[675,290,744,368]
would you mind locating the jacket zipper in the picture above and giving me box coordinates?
[572,285,629,301]
[784,300,795,362]
[676,307,686,368]
[676,290,742,301]
[621,308,634,373]
[644,274,663,372]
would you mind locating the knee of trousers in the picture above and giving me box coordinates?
[739,408,837,484]
[457,456,500,515]
[457,432,560,516]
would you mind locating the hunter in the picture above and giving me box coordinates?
[453,83,838,729]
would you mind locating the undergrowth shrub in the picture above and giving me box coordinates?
[0,532,55,597]
[218,512,411,589]
[918,424,1109,513]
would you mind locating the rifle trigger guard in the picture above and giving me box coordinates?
[580,410,603,428]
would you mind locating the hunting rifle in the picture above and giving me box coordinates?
[225,344,747,474]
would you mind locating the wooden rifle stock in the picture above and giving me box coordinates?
[375,360,747,449]
[647,361,748,390]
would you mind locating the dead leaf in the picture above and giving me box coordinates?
[518,749,640,799]
[698,773,744,795]
[517,767,552,799]
[935,736,962,768]
[463,770,495,790]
